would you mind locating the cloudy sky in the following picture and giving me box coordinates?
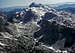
[0,0,75,8]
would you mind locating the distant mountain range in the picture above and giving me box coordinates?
[48,2,75,13]
[0,6,28,12]
[50,2,75,9]
[0,2,75,12]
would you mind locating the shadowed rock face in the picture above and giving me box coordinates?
[34,20,59,45]
[42,12,57,20]
[23,9,40,23]
[0,16,7,32]
[60,26,75,47]
[34,19,75,48]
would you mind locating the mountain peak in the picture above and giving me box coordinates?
[29,2,42,7]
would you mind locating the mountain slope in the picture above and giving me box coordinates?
[0,2,75,53]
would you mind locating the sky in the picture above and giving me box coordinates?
[0,0,75,8]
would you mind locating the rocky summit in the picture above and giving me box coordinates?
[0,2,75,53]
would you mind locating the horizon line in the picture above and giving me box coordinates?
[0,2,75,8]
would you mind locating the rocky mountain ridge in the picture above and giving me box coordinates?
[0,2,75,53]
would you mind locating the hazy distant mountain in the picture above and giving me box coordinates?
[49,2,75,9]
[0,6,28,12]
[48,2,75,14]
[59,7,75,14]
